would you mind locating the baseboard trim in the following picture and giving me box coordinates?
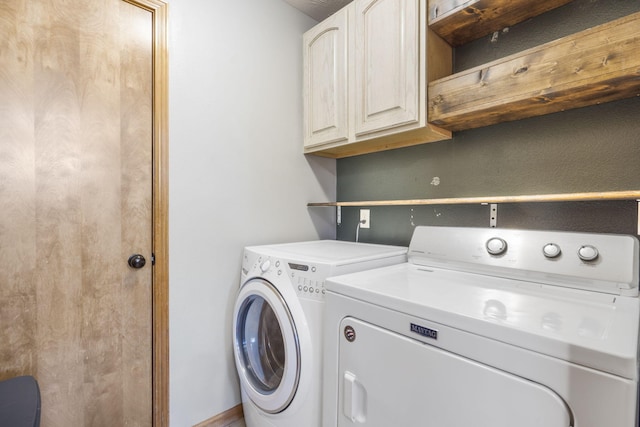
[193,404,244,427]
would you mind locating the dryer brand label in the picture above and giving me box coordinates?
[410,323,438,340]
[344,325,356,342]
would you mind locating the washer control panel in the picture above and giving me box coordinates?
[246,252,327,300]
[293,274,326,299]
[288,261,327,300]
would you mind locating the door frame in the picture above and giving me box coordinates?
[123,0,169,425]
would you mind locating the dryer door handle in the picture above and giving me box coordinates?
[344,371,367,423]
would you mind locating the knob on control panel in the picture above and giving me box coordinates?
[578,245,599,262]
[542,243,561,259]
[486,237,507,256]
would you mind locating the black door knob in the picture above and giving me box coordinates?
[128,254,146,269]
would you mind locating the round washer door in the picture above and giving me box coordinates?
[233,278,301,413]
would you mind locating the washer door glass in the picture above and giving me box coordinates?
[239,294,286,392]
[234,279,300,413]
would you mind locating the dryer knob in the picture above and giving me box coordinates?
[486,237,507,256]
[260,259,271,272]
[542,243,561,259]
[578,245,599,262]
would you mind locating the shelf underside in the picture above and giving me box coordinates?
[428,0,575,46]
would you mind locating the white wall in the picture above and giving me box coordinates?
[168,1,335,425]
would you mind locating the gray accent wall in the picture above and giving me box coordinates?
[336,0,640,246]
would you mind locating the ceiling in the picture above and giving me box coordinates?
[283,0,351,21]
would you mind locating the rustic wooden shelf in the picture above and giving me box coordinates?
[428,0,575,46]
[308,190,640,207]
[428,12,640,132]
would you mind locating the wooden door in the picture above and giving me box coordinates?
[354,0,420,136]
[0,0,165,425]
[303,4,350,149]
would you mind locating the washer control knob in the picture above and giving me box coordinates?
[542,243,561,259]
[260,259,271,272]
[578,245,599,262]
[486,238,507,256]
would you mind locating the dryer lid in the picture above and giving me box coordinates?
[326,263,640,380]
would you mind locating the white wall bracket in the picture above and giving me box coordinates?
[637,201,639,235]
[490,203,498,228]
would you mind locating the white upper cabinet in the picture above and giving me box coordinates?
[303,0,452,158]
[303,6,349,149]
[354,0,420,136]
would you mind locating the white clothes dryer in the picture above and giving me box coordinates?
[233,240,407,427]
[323,226,640,427]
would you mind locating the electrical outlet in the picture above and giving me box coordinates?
[360,209,370,229]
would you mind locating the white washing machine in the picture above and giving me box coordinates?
[233,240,407,427]
[323,226,640,427]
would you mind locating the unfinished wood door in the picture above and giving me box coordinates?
[0,0,157,425]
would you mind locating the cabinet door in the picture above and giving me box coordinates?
[354,0,421,137]
[303,7,349,148]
